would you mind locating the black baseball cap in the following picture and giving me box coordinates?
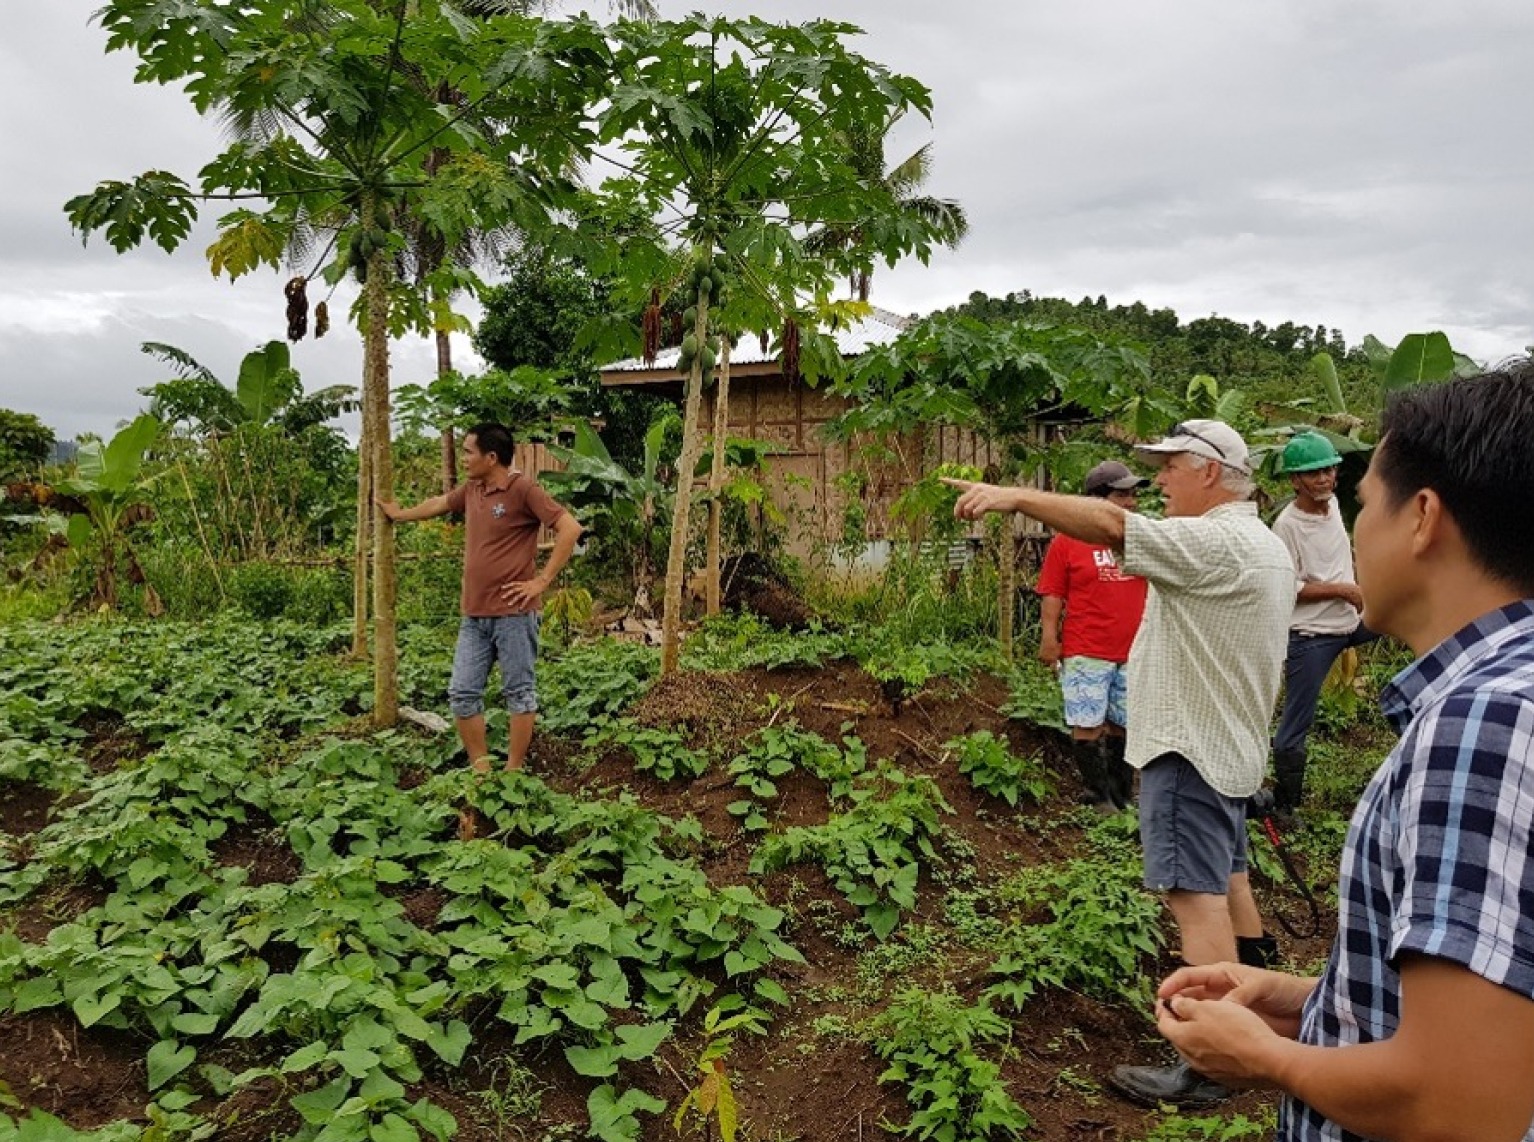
[1083,461,1148,496]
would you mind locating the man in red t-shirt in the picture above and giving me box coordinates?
[378,422,583,794]
[1036,460,1149,810]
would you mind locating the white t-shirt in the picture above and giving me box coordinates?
[1271,499,1360,636]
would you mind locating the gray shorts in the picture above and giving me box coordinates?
[1139,753,1248,895]
[449,614,540,718]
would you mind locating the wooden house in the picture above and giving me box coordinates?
[599,308,1055,564]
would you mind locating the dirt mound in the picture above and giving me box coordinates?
[628,670,758,743]
[212,822,303,887]
[721,552,818,629]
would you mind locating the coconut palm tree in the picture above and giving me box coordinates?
[813,115,970,302]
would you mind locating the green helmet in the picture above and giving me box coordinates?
[1280,432,1342,474]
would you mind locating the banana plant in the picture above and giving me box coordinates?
[49,414,164,612]
[140,340,356,437]
[545,416,676,617]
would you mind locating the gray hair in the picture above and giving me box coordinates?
[1187,453,1256,499]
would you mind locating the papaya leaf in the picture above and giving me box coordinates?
[64,171,195,254]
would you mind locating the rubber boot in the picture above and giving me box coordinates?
[1272,748,1308,818]
[1104,735,1134,810]
[1109,1060,1230,1107]
[1072,740,1114,812]
[1237,933,1279,969]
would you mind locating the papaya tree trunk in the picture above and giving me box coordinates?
[435,326,457,494]
[705,337,732,616]
[351,395,372,658]
[660,286,711,675]
[363,197,399,726]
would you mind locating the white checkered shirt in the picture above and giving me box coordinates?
[1120,502,1294,797]
[1281,600,1534,1141]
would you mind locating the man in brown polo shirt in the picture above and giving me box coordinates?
[378,422,583,786]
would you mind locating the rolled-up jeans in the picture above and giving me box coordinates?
[448,614,540,718]
[1272,623,1377,755]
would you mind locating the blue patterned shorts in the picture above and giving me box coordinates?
[1059,655,1129,729]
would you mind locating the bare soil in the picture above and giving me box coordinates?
[0,1009,148,1129]
[0,779,55,838]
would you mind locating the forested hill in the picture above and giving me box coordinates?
[946,290,1380,412]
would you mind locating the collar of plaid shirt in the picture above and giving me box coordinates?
[1379,599,1534,732]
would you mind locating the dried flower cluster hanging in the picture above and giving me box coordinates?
[284,277,309,342]
[641,288,663,365]
[781,318,801,384]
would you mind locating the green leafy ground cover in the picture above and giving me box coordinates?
[0,615,1388,1141]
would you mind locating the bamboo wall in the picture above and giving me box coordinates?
[701,375,1049,558]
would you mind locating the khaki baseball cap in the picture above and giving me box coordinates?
[1134,419,1251,474]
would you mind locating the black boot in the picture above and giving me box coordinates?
[1273,748,1308,818]
[1072,740,1114,812]
[1238,933,1279,969]
[1108,1060,1230,1107]
[1104,735,1134,810]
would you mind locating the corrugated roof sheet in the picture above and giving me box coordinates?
[601,306,914,373]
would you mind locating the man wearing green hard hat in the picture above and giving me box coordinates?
[1269,431,1376,818]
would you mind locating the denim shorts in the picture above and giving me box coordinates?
[1139,753,1248,894]
[448,614,540,717]
[1060,655,1129,729]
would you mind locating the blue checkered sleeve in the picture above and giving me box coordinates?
[1388,685,1534,998]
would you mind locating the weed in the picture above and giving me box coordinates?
[1053,1066,1101,1103]
[868,988,1029,1141]
[1132,1109,1275,1140]
[854,923,949,997]
[470,1058,547,1139]
[753,763,953,939]
[944,731,1051,808]
[809,1013,856,1040]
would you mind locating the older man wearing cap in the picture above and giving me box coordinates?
[946,418,1293,1106]
[1036,460,1149,811]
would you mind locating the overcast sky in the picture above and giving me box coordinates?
[5,1,1532,440]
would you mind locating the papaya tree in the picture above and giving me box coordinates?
[829,314,1150,657]
[575,15,952,673]
[65,0,608,724]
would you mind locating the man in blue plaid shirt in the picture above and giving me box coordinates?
[1147,360,1534,1140]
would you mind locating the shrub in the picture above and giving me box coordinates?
[228,562,294,619]
[287,566,349,625]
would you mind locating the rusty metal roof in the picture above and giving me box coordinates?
[600,306,914,374]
